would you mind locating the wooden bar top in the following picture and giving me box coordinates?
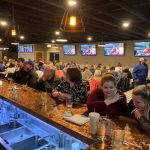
[0,79,149,149]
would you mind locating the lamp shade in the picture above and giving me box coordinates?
[11,28,16,36]
[60,8,85,32]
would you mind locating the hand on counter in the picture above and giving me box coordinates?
[52,91,72,101]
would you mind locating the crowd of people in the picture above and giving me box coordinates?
[0,56,149,135]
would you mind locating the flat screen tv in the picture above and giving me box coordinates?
[134,42,150,56]
[104,43,124,56]
[63,45,76,55]
[18,45,24,53]
[18,45,33,53]
[24,45,33,53]
[81,44,96,56]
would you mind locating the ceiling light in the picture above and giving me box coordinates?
[47,44,52,47]
[0,21,7,26]
[0,39,2,42]
[60,1,85,32]
[87,37,92,41]
[55,31,60,35]
[20,35,25,40]
[70,16,76,26]
[11,42,19,45]
[56,39,68,42]
[98,44,105,47]
[122,22,130,28]
[51,40,55,43]
[68,0,77,6]
[11,28,16,36]
[148,32,150,37]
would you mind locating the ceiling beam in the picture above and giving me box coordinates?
[111,0,150,24]
[3,0,60,16]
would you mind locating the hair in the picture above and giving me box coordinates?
[110,66,115,70]
[66,67,82,82]
[94,69,101,78]
[132,84,150,120]
[100,74,117,87]
[44,65,56,79]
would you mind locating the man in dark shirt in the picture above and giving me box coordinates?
[12,58,25,84]
[23,60,39,88]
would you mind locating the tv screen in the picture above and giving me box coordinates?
[63,45,76,55]
[24,45,33,53]
[104,43,124,56]
[134,42,150,56]
[18,45,24,53]
[18,45,33,53]
[81,44,96,56]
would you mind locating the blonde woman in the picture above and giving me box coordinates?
[128,84,150,135]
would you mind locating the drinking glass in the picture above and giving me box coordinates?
[63,98,73,117]
[66,98,73,112]
[40,92,48,106]
[112,129,125,150]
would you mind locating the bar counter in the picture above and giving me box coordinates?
[0,79,150,150]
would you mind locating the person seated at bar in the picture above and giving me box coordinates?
[22,60,39,88]
[127,85,150,135]
[52,67,87,104]
[86,74,127,117]
[12,58,25,84]
[36,66,61,93]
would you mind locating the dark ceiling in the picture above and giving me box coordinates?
[0,0,150,45]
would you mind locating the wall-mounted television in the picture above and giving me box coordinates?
[63,45,76,55]
[18,45,33,53]
[81,44,96,56]
[18,45,24,53]
[24,45,33,53]
[134,42,150,56]
[104,43,124,56]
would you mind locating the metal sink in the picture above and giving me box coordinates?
[0,127,34,145]
[11,135,48,150]
[0,121,22,134]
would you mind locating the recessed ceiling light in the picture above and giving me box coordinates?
[122,22,130,28]
[68,0,77,6]
[11,42,19,45]
[56,39,68,42]
[47,44,51,47]
[87,37,92,41]
[0,39,2,42]
[51,40,55,43]
[20,36,25,40]
[98,44,105,47]
[0,21,7,26]
[55,31,60,35]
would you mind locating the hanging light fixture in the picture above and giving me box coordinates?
[11,0,17,36]
[60,0,85,32]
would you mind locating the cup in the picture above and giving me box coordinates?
[89,112,100,134]
[66,98,73,112]
[112,129,125,150]
[63,98,73,117]
[97,117,111,140]
[40,92,48,106]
